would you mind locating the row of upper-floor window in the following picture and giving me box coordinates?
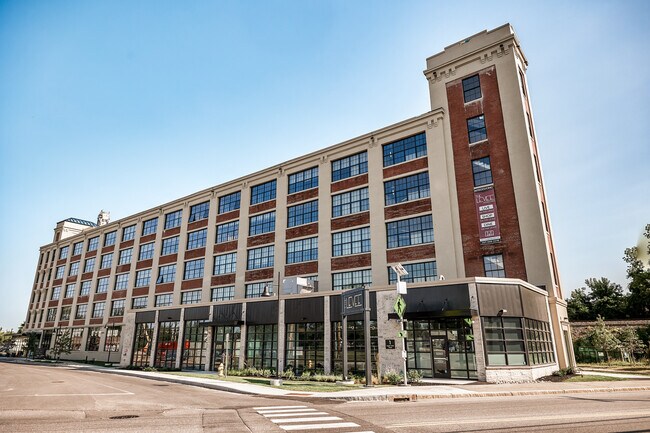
[37,253,507,321]
[44,132,428,258]
[45,215,434,303]
[45,166,433,270]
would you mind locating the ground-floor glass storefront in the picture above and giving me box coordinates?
[406,318,477,379]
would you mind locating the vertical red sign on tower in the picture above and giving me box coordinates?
[474,188,501,243]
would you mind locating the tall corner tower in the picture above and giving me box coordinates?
[423,24,573,368]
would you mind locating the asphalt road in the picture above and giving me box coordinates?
[1,361,650,433]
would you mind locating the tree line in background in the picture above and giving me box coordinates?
[568,224,650,363]
[567,224,650,320]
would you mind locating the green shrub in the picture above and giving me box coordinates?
[407,369,423,384]
[383,369,403,385]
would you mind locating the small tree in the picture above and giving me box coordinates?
[26,332,39,358]
[616,327,646,363]
[586,316,620,363]
[51,330,72,361]
[623,224,650,318]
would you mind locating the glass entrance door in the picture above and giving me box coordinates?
[431,336,450,378]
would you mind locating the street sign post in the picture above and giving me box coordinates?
[391,263,409,386]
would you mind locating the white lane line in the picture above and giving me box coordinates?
[258,408,317,414]
[279,422,359,431]
[3,392,136,397]
[263,412,330,418]
[387,410,650,428]
[254,405,307,410]
[271,416,342,424]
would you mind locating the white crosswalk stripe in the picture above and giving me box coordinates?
[254,405,374,432]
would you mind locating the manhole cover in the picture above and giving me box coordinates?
[109,415,140,420]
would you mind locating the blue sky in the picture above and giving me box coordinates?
[1,0,648,331]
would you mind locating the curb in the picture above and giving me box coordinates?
[330,386,650,401]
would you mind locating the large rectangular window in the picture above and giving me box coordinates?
[246,324,277,370]
[87,237,99,252]
[69,261,80,276]
[388,261,438,284]
[332,269,372,291]
[55,266,65,279]
[157,264,176,284]
[211,286,235,302]
[483,317,526,366]
[386,215,434,249]
[80,280,91,296]
[75,304,87,319]
[122,225,136,242]
[142,217,158,236]
[218,191,241,214]
[104,231,117,247]
[183,259,205,280]
[111,299,125,316]
[245,281,272,298]
[118,248,133,265]
[72,242,83,256]
[60,306,71,320]
[382,132,427,167]
[384,172,430,205]
[462,74,482,103]
[332,151,368,182]
[161,236,179,255]
[187,229,207,250]
[92,302,105,318]
[181,290,202,304]
[483,254,505,278]
[472,157,493,187]
[332,187,369,218]
[525,319,555,365]
[59,246,69,260]
[213,253,237,275]
[100,253,113,269]
[132,297,148,310]
[139,243,155,261]
[182,320,209,370]
[332,227,370,256]
[155,294,173,307]
[132,323,154,367]
[164,209,183,229]
[287,201,318,227]
[86,328,101,351]
[216,221,239,243]
[249,212,275,236]
[285,322,325,375]
[288,167,318,194]
[83,257,95,273]
[189,201,210,222]
[467,115,487,144]
[250,180,277,205]
[64,283,75,298]
[114,273,128,290]
[247,245,274,270]
[135,269,151,287]
[46,308,57,322]
[332,320,378,375]
[286,237,318,264]
[51,286,61,300]
[104,326,121,353]
[96,277,109,293]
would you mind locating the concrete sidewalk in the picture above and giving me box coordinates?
[60,362,650,401]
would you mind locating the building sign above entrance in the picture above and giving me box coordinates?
[341,287,365,316]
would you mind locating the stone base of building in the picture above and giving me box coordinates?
[484,364,558,383]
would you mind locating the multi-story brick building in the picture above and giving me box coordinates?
[24,24,574,382]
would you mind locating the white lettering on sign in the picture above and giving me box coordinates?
[480,213,495,220]
[344,294,363,309]
[481,221,496,228]
[479,204,494,212]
